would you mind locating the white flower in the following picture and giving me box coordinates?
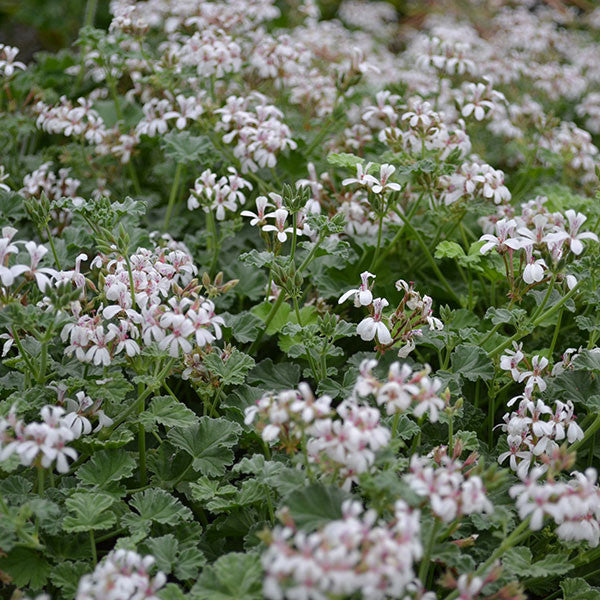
[240,195,272,226]
[342,162,378,188]
[76,549,166,600]
[518,355,548,393]
[522,244,546,284]
[372,164,401,194]
[500,342,524,381]
[338,271,375,306]
[159,314,194,357]
[357,297,392,345]
[479,218,523,254]
[262,208,297,243]
[544,209,598,256]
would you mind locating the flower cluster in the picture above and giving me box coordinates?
[35,96,108,144]
[244,383,332,444]
[53,386,113,438]
[187,167,252,220]
[215,93,297,172]
[499,396,583,478]
[21,162,84,205]
[440,160,510,207]
[245,382,390,488]
[356,359,447,423]
[262,499,423,600]
[62,241,225,364]
[0,406,78,473]
[479,199,598,290]
[306,398,390,489]
[339,273,443,356]
[406,446,493,522]
[510,467,600,547]
[76,549,166,600]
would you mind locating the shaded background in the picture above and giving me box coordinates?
[0,0,430,62]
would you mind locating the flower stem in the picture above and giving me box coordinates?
[123,252,137,311]
[89,530,97,564]
[293,295,320,381]
[206,209,219,276]
[45,224,62,269]
[369,213,384,270]
[418,519,440,585]
[37,466,45,496]
[265,488,275,524]
[164,163,183,231]
[290,213,298,264]
[84,0,98,27]
[137,382,147,486]
[548,306,563,357]
[12,327,38,382]
[395,209,461,304]
[391,412,400,439]
[301,430,314,482]
[488,281,581,359]
[531,272,557,321]
[248,293,285,355]
[248,231,326,355]
[443,517,531,600]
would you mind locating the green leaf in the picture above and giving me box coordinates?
[160,584,189,600]
[573,350,600,372]
[560,578,600,599]
[78,425,135,451]
[28,499,62,534]
[161,131,212,164]
[546,370,600,406]
[451,344,494,381]
[317,370,358,400]
[251,301,292,335]
[432,541,476,572]
[224,312,264,344]
[326,152,363,169]
[143,534,179,573]
[76,449,137,488]
[503,547,572,579]
[239,250,275,269]
[175,546,207,580]
[485,306,527,326]
[283,483,350,531]
[575,315,600,332]
[63,492,116,532]
[247,359,300,390]
[435,241,466,260]
[188,476,238,503]
[124,489,193,535]
[139,396,199,431]
[392,414,421,441]
[0,475,33,503]
[192,552,262,600]
[0,547,50,590]
[167,417,241,477]
[203,348,256,386]
[50,561,90,597]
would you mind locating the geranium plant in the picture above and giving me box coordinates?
[2,0,600,599]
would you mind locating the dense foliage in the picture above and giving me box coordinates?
[2,0,600,598]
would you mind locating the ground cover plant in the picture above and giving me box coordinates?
[2,0,600,598]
